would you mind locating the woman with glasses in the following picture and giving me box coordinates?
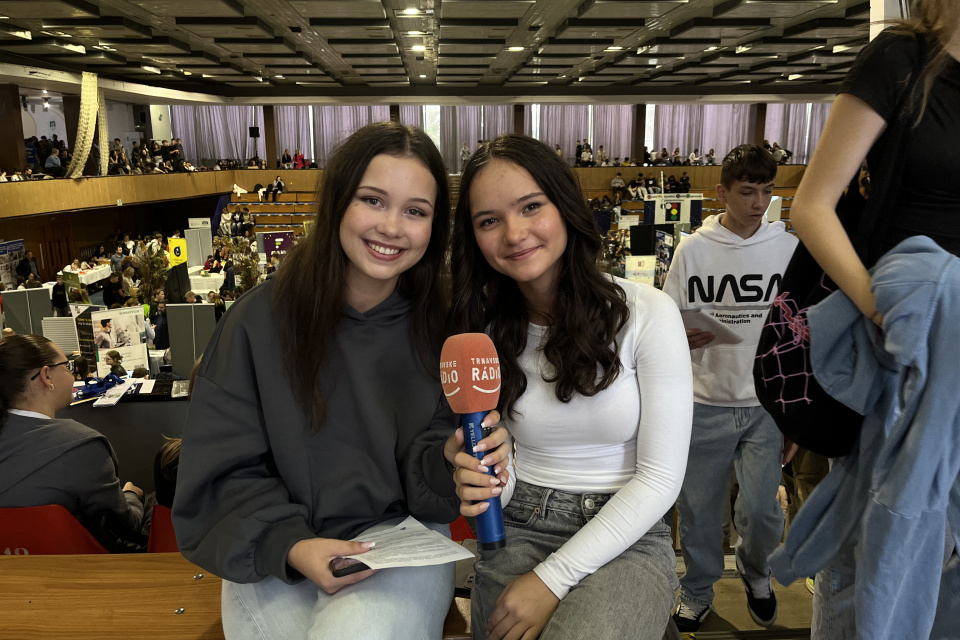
[0,335,148,547]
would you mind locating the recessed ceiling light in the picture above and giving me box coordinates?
[275,74,284,78]
[255,76,263,82]
[705,46,718,52]
[42,89,47,94]
[141,65,162,74]
[406,30,424,36]
[788,73,803,80]
[0,16,9,19]
[419,74,426,78]
[183,71,192,75]
[605,46,623,51]
[507,46,525,52]
[403,8,419,15]
[411,44,426,51]
[833,44,852,53]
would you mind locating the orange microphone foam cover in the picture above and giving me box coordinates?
[440,333,501,414]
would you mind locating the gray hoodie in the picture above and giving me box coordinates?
[0,414,144,531]
[173,278,460,584]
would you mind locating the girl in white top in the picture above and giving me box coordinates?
[450,134,692,640]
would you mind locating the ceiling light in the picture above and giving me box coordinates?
[183,71,192,76]
[788,73,803,80]
[255,76,263,82]
[0,16,9,19]
[507,46,524,52]
[42,89,47,94]
[833,44,852,53]
[736,44,753,54]
[419,74,426,78]
[406,30,424,36]
[605,46,623,51]
[705,46,718,52]
[411,44,426,51]
[403,8,419,15]
[141,65,162,74]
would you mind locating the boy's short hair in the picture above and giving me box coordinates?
[720,144,777,189]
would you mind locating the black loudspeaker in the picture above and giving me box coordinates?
[139,111,147,124]
[249,126,260,138]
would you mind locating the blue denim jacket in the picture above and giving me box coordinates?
[768,236,960,639]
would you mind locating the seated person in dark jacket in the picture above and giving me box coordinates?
[0,335,149,548]
[101,272,127,308]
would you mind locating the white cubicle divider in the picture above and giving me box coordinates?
[765,196,783,222]
[42,317,80,355]
[185,228,213,269]
[3,288,53,336]
[166,303,217,380]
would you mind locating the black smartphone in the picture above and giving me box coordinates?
[329,556,371,578]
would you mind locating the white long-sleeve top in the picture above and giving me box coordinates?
[499,278,693,600]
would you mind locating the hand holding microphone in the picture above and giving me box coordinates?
[441,333,507,551]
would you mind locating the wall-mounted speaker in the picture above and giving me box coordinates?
[249,126,260,138]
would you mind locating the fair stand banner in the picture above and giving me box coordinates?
[168,238,188,267]
[0,239,25,289]
[90,307,148,377]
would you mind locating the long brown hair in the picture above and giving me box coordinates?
[449,134,629,419]
[273,121,450,427]
[887,0,958,124]
[0,334,60,428]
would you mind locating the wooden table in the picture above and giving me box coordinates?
[0,552,224,640]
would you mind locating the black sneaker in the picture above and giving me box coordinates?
[672,600,710,633]
[740,573,778,627]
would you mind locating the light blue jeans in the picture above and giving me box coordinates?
[221,519,454,640]
[472,480,678,640]
[677,403,785,608]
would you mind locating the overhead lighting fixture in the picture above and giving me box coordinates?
[403,8,420,15]
[788,73,803,80]
[705,46,718,52]
[833,44,852,53]
[406,30,424,36]
[605,46,623,51]
[736,44,753,54]
[255,76,263,82]
[42,89,47,94]
[411,44,426,51]
[0,16,9,19]
[507,46,524,52]
[419,74,426,78]
[275,74,284,79]
[141,65,162,74]
[183,70,192,76]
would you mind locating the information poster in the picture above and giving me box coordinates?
[168,238,188,267]
[90,307,148,377]
[0,239,25,289]
[62,271,91,304]
[75,308,97,362]
[654,230,675,290]
[261,231,295,258]
[625,255,656,286]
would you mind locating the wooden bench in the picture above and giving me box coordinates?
[0,553,469,639]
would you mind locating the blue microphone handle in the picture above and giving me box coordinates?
[461,410,506,550]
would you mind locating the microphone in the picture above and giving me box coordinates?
[440,333,505,551]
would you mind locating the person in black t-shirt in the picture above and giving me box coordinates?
[789,3,960,637]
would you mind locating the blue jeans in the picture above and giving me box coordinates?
[472,480,678,640]
[677,403,784,608]
[221,519,454,640]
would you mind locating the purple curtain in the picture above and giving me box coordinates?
[482,105,513,141]
[653,104,751,161]
[523,105,534,138]
[169,105,265,165]
[399,105,423,129]
[539,105,589,166]
[439,106,481,174]
[275,106,312,163]
[312,105,391,168]
[592,105,635,164]
[765,103,832,164]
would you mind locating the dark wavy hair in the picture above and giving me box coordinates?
[273,121,450,428]
[448,134,629,419]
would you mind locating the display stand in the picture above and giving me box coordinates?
[166,303,216,380]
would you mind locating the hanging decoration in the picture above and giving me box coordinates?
[65,72,99,179]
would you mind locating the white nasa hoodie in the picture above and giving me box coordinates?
[663,213,798,406]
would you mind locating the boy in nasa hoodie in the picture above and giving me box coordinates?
[663,145,798,632]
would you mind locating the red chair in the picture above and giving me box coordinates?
[147,505,179,553]
[0,505,108,555]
